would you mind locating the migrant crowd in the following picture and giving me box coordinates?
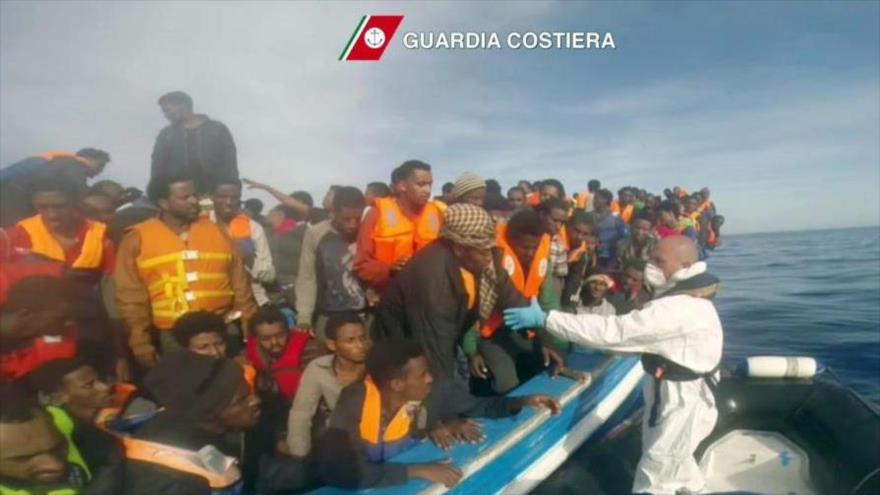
[0,91,724,494]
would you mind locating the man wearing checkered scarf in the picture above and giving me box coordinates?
[375,203,500,374]
[374,203,561,426]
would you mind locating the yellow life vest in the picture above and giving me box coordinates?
[133,218,234,330]
[45,407,92,479]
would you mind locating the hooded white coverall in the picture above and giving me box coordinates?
[545,292,723,495]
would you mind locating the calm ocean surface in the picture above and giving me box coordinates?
[711,226,880,403]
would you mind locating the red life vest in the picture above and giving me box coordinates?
[0,326,77,382]
[245,331,310,400]
[0,227,64,304]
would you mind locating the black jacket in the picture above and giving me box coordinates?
[375,240,524,379]
[150,115,238,193]
[121,414,236,495]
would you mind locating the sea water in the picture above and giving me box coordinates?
[713,226,880,403]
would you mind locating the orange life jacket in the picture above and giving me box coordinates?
[121,436,242,492]
[100,376,245,492]
[224,213,256,257]
[17,215,107,269]
[480,225,550,338]
[576,191,591,210]
[227,213,252,240]
[133,218,235,330]
[558,225,571,251]
[610,201,634,224]
[243,364,257,392]
[359,376,420,462]
[460,269,476,311]
[526,192,541,207]
[94,383,140,428]
[372,198,442,266]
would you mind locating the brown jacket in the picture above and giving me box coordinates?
[114,219,257,358]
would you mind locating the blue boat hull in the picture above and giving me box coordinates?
[312,351,645,495]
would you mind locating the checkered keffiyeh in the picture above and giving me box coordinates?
[441,204,499,322]
[441,204,496,249]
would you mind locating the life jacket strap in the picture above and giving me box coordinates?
[642,354,720,428]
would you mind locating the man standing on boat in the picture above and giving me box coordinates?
[504,236,722,495]
[151,91,238,194]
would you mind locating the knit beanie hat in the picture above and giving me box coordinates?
[144,352,245,422]
[450,173,486,201]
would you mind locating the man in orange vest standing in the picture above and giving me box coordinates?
[354,160,442,292]
[114,175,257,369]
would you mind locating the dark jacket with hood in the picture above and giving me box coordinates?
[375,240,524,380]
[151,115,238,193]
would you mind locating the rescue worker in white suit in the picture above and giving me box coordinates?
[504,236,723,495]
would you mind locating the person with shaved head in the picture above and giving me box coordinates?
[503,236,723,495]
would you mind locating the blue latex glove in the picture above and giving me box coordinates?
[503,297,547,332]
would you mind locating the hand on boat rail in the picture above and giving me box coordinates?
[429,419,486,451]
[512,395,562,416]
[555,367,592,385]
[407,459,463,488]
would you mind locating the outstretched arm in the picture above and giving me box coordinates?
[504,297,687,355]
[242,178,311,216]
[542,300,685,354]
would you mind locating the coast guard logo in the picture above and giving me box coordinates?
[339,15,404,61]
[503,255,516,277]
[364,27,386,49]
[538,259,548,278]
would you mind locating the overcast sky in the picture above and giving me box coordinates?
[2,1,878,234]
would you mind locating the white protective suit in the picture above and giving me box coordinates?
[545,286,723,495]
